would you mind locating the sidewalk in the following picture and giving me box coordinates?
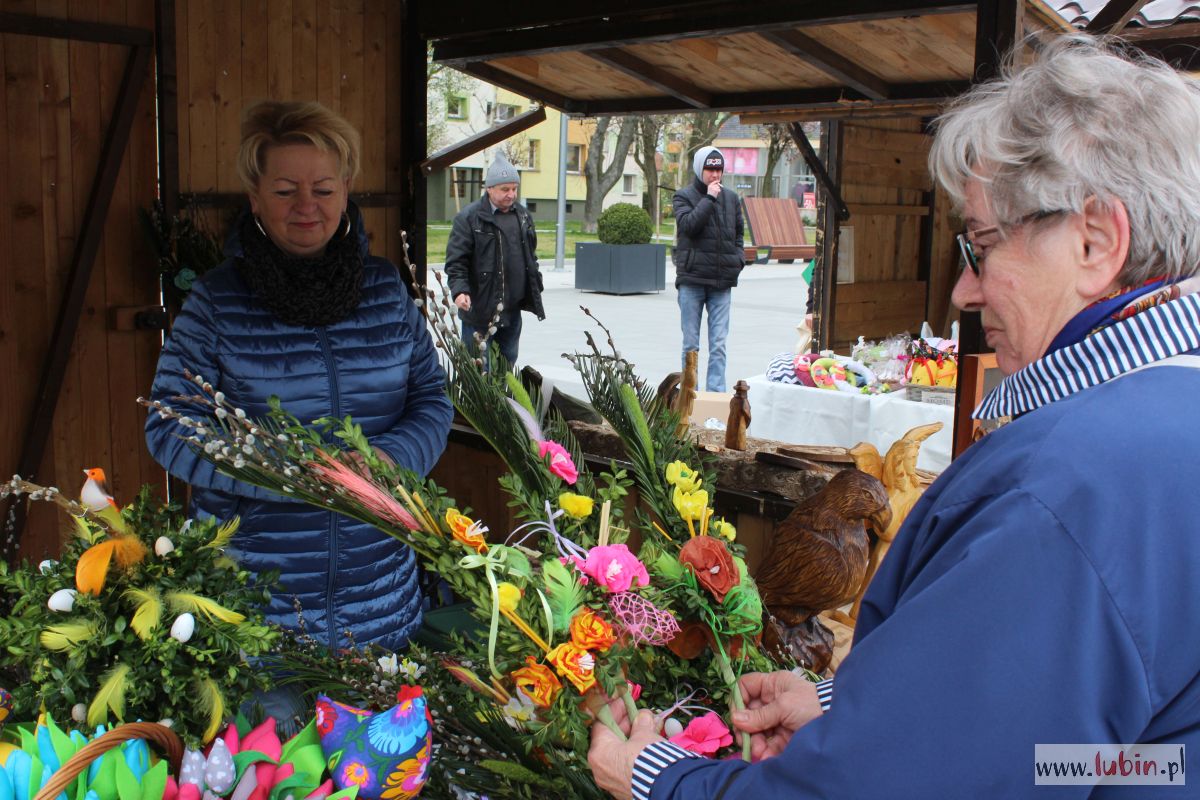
[428,259,811,402]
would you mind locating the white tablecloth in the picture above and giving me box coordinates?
[746,375,954,472]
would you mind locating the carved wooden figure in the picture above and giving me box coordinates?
[673,350,698,438]
[848,421,944,619]
[757,469,892,673]
[725,379,751,450]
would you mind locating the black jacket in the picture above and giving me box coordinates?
[672,178,745,289]
[445,197,545,328]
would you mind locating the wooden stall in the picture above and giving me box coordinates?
[0,2,160,559]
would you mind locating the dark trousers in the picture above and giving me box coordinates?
[461,314,522,371]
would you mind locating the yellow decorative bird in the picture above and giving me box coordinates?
[75,468,144,595]
[849,422,944,618]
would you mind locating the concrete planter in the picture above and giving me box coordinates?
[574,242,667,294]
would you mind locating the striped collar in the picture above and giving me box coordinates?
[974,292,1200,420]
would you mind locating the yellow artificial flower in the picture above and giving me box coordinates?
[445,508,488,553]
[665,460,701,493]
[558,492,594,520]
[546,642,597,693]
[497,581,523,613]
[672,485,709,522]
[712,517,737,541]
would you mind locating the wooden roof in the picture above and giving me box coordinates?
[424,1,1067,118]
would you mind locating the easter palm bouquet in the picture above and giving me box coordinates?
[0,482,278,748]
[141,246,795,795]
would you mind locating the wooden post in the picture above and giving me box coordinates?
[813,121,843,352]
[398,0,428,295]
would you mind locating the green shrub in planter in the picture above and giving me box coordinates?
[597,202,653,245]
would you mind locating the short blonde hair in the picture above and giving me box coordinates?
[237,100,361,192]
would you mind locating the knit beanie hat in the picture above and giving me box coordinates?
[693,146,725,179]
[485,154,520,187]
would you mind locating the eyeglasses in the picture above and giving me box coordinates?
[956,210,1065,277]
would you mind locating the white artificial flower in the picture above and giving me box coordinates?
[377,653,399,676]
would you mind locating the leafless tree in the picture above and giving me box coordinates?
[582,116,639,233]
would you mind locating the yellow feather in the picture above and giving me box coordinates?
[69,514,99,543]
[205,517,240,549]
[40,621,99,652]
[112,535,147,568]
[124,588,163,640]
[166,591,246,625]
[76,540,116,596]
[196,677,227,743]
[87,663,131,727]
[96,505,128,535]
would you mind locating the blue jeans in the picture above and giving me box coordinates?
[461,314,522,371]
[678,285,731,392]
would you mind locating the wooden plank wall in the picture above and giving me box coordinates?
[175,0,407,267]
[833,120,933,350]
[0,0,161,559]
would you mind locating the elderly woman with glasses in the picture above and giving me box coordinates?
[589,36,1200,800]
[145,101,453,659]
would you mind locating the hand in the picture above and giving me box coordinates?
[706,181,722,198]
[733,671,823,761]
[804,313,814,330]
[588,696,666,800]
[454,293,471,311]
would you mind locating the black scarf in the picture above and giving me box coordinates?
[235,209,364,327]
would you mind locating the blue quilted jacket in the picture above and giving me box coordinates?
[145,208,453,651]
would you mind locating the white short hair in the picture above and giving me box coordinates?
[929,35,1200,285]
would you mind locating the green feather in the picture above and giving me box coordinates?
[167,591,246,624]
[204,516,240,549]
[542,557,584,632]
[505,372,536,415]
[40,621,99,652]
[88,663,131,726]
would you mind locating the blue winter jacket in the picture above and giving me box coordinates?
[145,208,453,652]
[650,350,1200,795]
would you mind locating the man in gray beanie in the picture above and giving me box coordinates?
[445,153,545,368]
[671,145,745,391]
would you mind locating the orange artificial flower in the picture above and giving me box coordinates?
[510,656,562,708]
[569,608,616,653]
[445,508,487,554]
[545,642,597,693]
[665,621,709,660]
[679,535,739,602]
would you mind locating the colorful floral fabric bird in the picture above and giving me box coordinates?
[316,687,432,800]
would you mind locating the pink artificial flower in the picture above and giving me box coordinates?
[669,711,733,756]
[305,779,335,800]
[627,681,642,702]
[538,440,578,485]
[582,544,649,593]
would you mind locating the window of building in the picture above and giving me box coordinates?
[450,166,483,199]
[527,201,538,213]
[494,103,520,122]
[519,140,540,170]
[622,175,635,194]
[446,96,467,120]
[566,144,584,173]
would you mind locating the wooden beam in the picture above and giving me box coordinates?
[576,81,969,116]
[974,0,1024,85]
[400,0,428,293]
[846,203,930,216]
[155,0,180,219]
[589,48,712,108]
[459,61,579,113]
[758,30,890,101]
[1118,20,1200,43]
[740,101,948,123]
[1085,0,1152,34]
[431,1,976,65]
[0,11,153,46]
[5,44,152,546]
[420,106,548,175]
[790,122,848,223]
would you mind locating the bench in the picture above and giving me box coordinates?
[743,197,816,263]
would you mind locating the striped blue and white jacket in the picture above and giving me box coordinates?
[635,292,1200,799]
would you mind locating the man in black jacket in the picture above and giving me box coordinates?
[445,154,545,368]
[672,146,745,391]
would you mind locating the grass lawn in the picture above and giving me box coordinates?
[426,219,677,263]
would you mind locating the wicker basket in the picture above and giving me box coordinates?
[33,721,184,800]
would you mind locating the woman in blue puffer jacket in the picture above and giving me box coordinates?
[145,101,453,655]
